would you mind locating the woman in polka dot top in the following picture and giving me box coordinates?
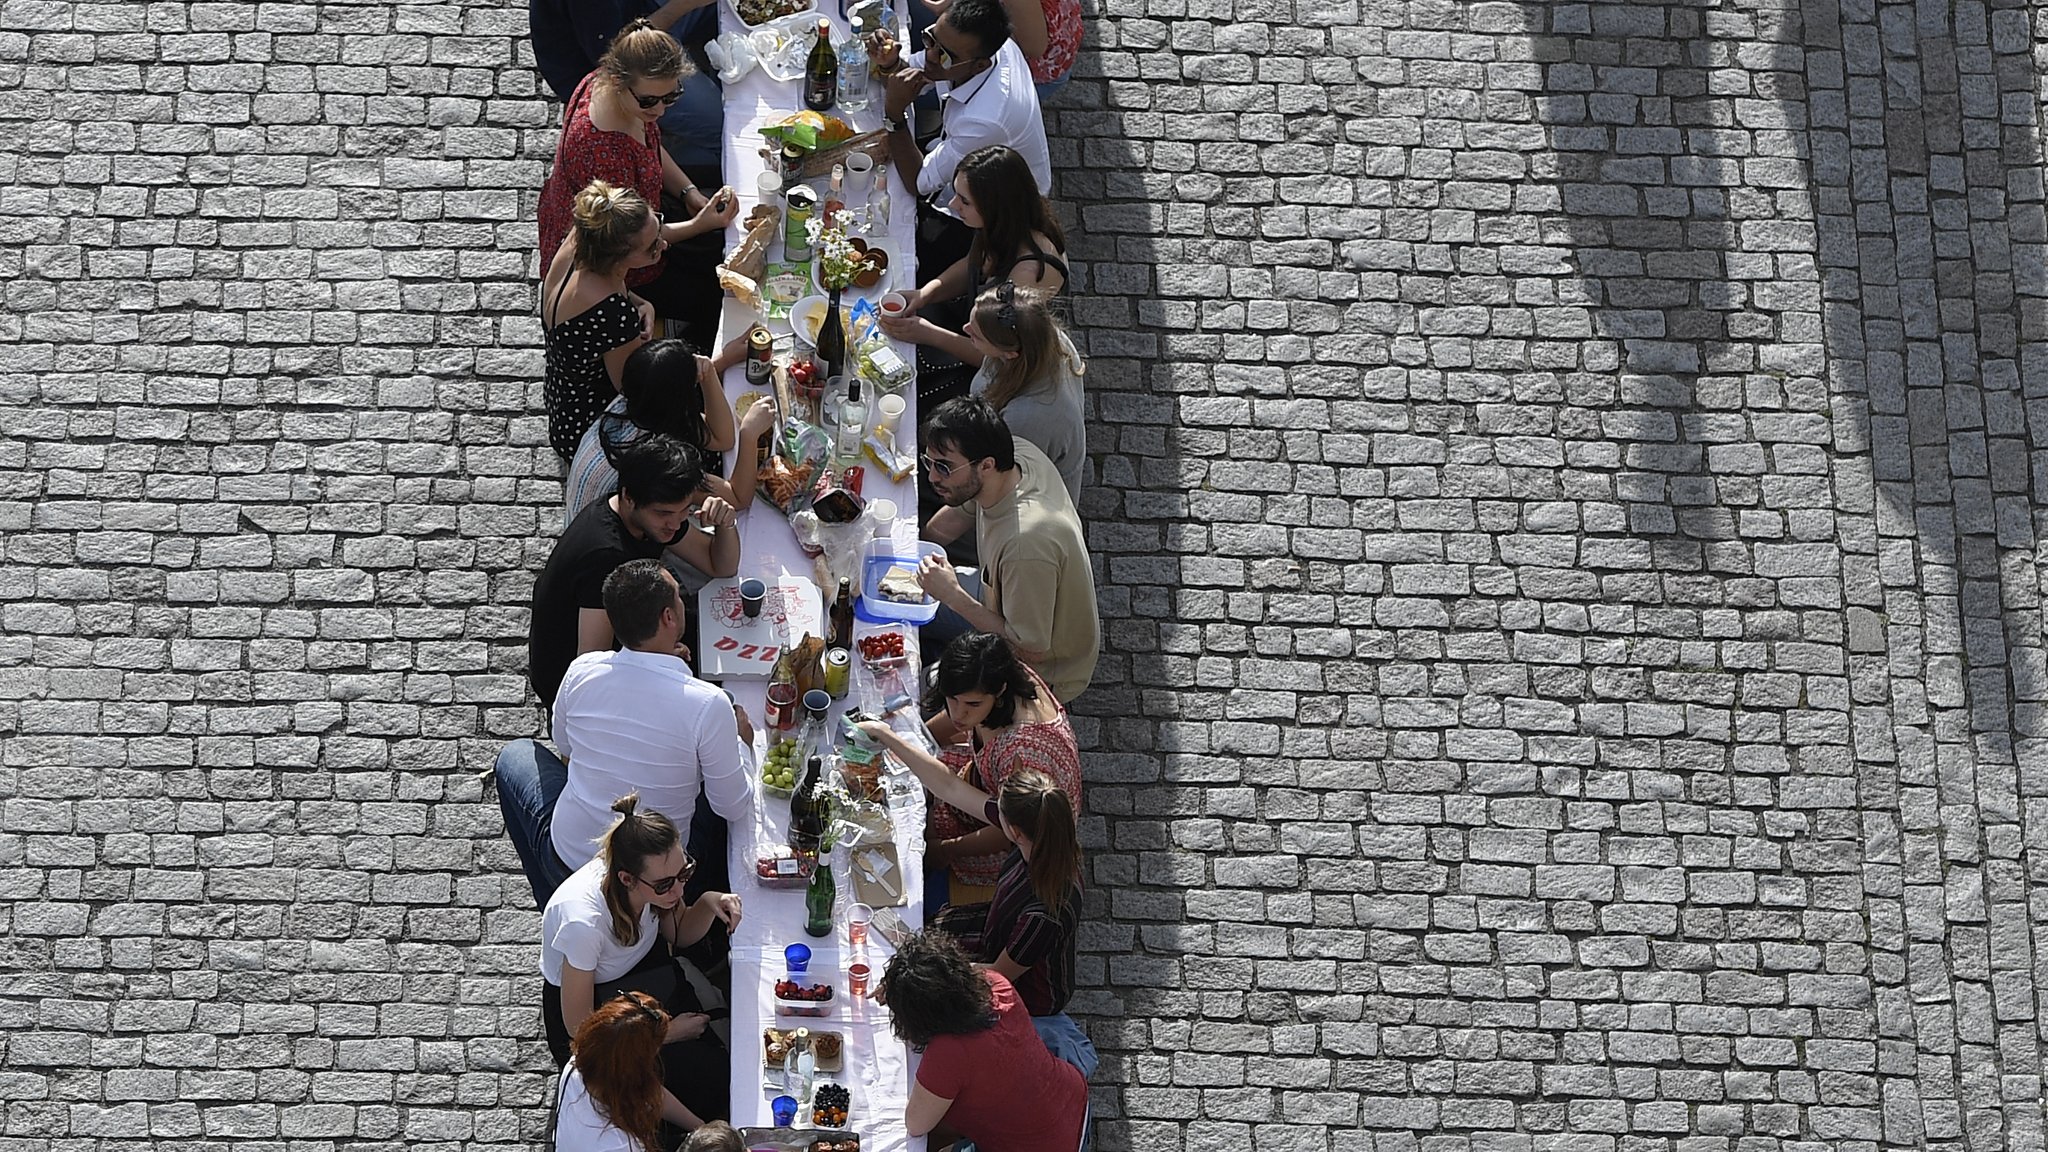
[539,180,664,460]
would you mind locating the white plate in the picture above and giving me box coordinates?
[789,294,856,347]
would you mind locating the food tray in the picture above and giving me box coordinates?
[849,843,906,909]
[762,1027,844,1073]
[854,629,909,670]
[773,974,837,1017]
[736,1129,860,1152]
[729,0,815,29]
[754,850,817,889]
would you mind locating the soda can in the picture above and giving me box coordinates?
[746,326,775,384]
[824,648,851,698]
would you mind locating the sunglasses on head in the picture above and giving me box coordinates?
[633,854,697,894]
[634,87,684,109]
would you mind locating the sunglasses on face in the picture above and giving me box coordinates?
[634,855,697,894]
[646,212,666,257]
[921,26,959,69]
[921,453,963,477]
[634,87,684,109]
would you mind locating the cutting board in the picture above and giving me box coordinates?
[698,574,824,678]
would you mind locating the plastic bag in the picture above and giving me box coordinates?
[706,31,759,83]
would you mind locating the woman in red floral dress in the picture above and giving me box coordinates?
[536,22,738,340]
[916,632,1082,903]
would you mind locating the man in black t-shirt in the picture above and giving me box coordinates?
[527,435,739,707]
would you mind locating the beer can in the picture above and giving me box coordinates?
[784,185,817,260]
[746,326,774,384]
[824,648,851,699]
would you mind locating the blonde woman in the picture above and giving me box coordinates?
[962,281,1084,502]
[541,181,664,459]
[537,21,737,337]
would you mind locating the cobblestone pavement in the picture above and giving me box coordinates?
[4,0,2048,1148]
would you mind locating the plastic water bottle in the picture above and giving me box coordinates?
[837,30,870,112]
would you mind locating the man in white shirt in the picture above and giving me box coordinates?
[878,0,1051,218]
[549,559,754,896]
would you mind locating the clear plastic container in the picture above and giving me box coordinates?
[856,539,944,624]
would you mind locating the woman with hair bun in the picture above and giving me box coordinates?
[540,793,740,1132]
[865,632,1081,905]
[541,180,664,459]
[537,20,738,353]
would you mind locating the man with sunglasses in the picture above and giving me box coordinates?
[872,0,1051,276]
[915,398,1099,704]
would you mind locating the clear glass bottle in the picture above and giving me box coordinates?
[782,1026,816,1103]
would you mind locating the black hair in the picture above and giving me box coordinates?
[602,559,678,648]
[879,929,998,1047]
[920,397,1016,473]
[612,434,704,507]
[923,632,1040,726]
[945,0,1011,59]
[611,339,712,453]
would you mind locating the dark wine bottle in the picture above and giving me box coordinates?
[829,578,854,650]
[814,285,846,379]
[803,19,838,112]
[790,755,826,854]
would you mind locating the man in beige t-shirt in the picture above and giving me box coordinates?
[916,399,1099,703]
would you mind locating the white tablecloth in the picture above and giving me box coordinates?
[710,7,930,1149]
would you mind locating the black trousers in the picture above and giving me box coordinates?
[544,943,730,1124]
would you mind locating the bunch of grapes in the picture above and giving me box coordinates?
[763,739,800,791]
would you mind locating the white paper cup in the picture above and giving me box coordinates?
[878,291,910,317]
[869,498,897,536]
[877,393,906,432]
[756,171,782,203]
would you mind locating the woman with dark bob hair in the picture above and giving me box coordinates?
[877,930,1087,1151]
[908,632,1081,905]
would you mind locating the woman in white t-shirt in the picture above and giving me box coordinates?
[542,794,742,1131]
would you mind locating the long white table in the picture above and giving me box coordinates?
[709,7,930,1148]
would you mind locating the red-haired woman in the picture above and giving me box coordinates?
[555,991,669,1152]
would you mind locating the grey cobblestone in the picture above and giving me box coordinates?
[0,0,2045,1148]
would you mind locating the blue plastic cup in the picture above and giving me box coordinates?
[772,1095,799,1126]
[784,943,811,977]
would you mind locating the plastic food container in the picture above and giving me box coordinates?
[755,851,818,890]
[774,964,838,1017]
[856,539,944,624]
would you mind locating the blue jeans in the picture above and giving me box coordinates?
[495,740,575,908]
[1035,72,1070,104]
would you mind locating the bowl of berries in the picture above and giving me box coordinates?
[774,976,836,1017]
[810,1082,851,1128]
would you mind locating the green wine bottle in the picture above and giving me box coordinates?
[803,849,836,937]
